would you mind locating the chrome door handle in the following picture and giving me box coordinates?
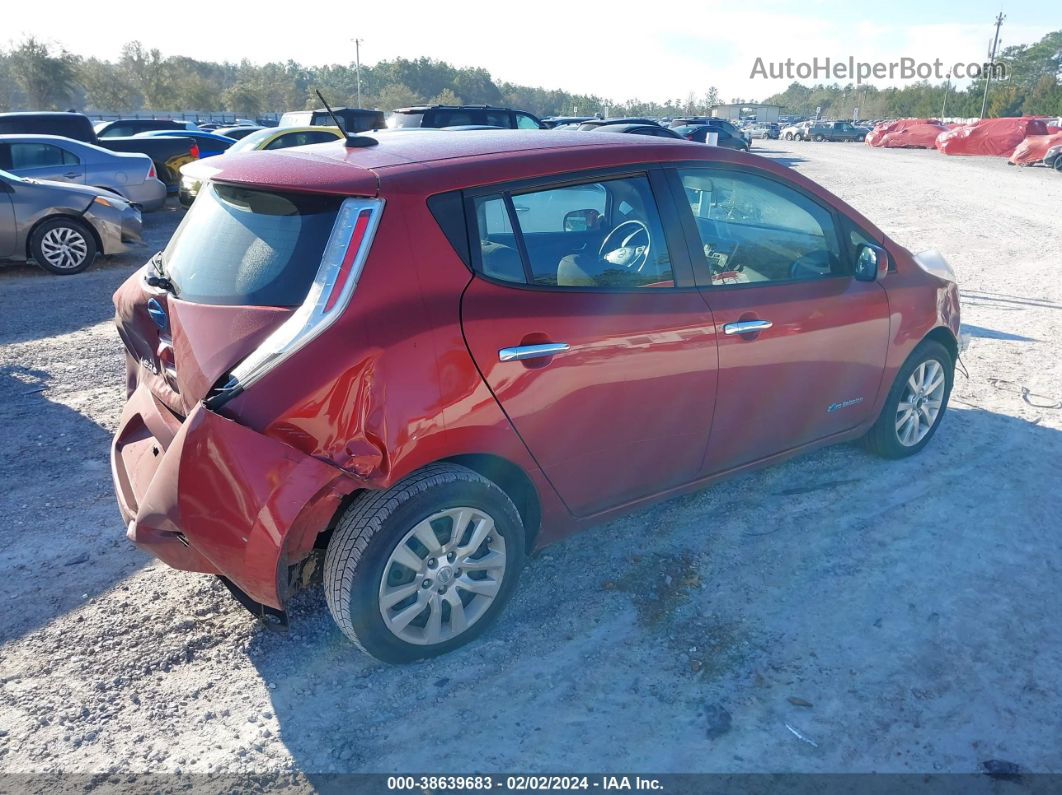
[63,172,81,179]
[498,343,570,362]
[723,319,773,335]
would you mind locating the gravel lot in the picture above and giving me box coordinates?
[2,144,1061,787]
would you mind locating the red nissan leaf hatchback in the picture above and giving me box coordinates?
[111,131,960,662]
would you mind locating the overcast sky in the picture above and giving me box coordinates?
[7,0,1055,102]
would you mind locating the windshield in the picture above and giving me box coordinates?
[227,128,277,153]
[160,183,342,306]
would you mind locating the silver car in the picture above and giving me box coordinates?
[0,134,167,212]
[0,168,143,275]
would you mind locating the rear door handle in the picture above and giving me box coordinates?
[498,343,570,362]
[723,319,773,335]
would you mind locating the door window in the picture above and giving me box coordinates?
[9,144,76,169]
[473,176,674,289]
[264,131,338,150]
[677,168,843,286]
[514,112,541,129]
[485,110,511,127]
[433,110,477,127]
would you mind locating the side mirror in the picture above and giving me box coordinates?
[854,243,889,282]
[563,208,602,232]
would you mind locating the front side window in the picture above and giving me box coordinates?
[474,175,674,289]
[678,168,843,286]
[515,113,541,130]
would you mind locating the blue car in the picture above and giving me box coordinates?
[134,129,236,158]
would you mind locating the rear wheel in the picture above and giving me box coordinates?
[324,463,526,662]
[863,340,953,458]
[784,132,794,141]
[30,218,97,275]
[813,134,825,142]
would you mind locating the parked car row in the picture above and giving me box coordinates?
[781,120,870,142]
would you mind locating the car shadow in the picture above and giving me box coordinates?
[961,323,1038,343]
[246,404,1062,774]
[0,366,149,644]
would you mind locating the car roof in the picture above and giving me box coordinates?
[188,129,775,197]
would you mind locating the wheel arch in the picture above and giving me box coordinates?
[923,325,958,364]
[439,453,542,553]
[25,212,103,260]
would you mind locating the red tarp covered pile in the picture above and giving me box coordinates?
[935,117,1050,157]
[878,122,949,149]
[866,118,940,147]
[1008,131,1062,165]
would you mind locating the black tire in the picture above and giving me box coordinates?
[30,217,98,275]
[863,340,954,459]
[324,463,526,662]
[1053,158,1062,173]
[813,135,825,142]
[784,132,793,141]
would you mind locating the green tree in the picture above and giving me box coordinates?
[429,88,462,105]
[80,57,140,110]
[8,37,79,109]
[120,41,171,109]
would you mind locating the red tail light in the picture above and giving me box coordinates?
[323,210,371,313]
[189,143,200,159]
[686,134,695,140]
[148,163,156,179]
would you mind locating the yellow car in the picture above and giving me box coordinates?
[178,126,344,206]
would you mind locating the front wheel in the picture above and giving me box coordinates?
[30,218,98,275]
[324,463,526,662]
[784,132,793,141]
[813,135,825,142]
[863,340,954,458]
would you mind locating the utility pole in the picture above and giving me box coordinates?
[352,38,364,107]
[980,12,1005,119]
[941,72,951,119]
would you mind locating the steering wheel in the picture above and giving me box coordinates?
[598,219,650,272]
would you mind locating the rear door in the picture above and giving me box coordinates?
[669,166,890,473]
[460,170,719,517]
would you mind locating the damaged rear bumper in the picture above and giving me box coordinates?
[111,382,352,610]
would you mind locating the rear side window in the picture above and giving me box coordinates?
[473,175,674,289]
[161,183,342,306]
[9,143,75,169]
[388,112,424,129]
[264,131,338,149]
[432,110,477,127]
[514,112,541,129]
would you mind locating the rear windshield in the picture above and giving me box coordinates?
[161,183,341,306]
[388,111,424,129]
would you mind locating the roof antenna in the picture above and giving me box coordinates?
[316,89,377,148]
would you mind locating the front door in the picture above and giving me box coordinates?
[670,166,891,472]
[460,172,718,517]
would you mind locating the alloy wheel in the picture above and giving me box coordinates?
[378,506,506,645]
[895,359,946,446]
[39,226,88,271]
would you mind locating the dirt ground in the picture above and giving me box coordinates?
[1,143,1061,787]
